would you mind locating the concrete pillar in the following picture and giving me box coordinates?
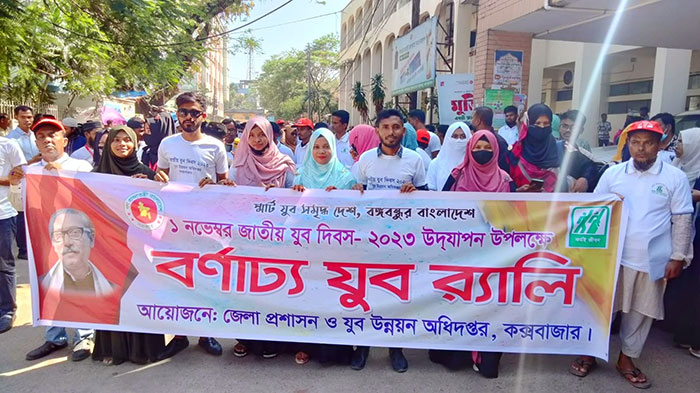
[383,35,394,97]
[651,48,692,115]
[452,3,473,74]
[572,43,604,147]
[527,39,546,106]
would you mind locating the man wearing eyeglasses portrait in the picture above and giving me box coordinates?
[40,208,115,295]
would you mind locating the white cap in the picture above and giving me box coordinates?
[62,117,78,128]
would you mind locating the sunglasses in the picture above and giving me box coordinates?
[177,108,204,118]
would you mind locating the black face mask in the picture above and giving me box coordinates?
[528,125,552,142]
[472,150,493,165]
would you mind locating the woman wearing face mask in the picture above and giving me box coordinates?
[509,104,562,192]
[91,126,162,365]
[430,130,510,378]
[291,128,355,365]
[426,122,470,191]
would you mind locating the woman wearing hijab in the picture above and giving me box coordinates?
[91,126,161,365]
[509,104,562,192]
[402,122,419,151]
[291,128,355,365]
[228,116,296,188]
[427,122,470,191]
[674,128,700,184]
[430,130,510,378]
[228,117,295,359]
[348,124,381,180]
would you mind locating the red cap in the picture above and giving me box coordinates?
[627,120,664,136]
[293,118,314,129]
[276,120,286,125]
[417,129,430,144]
[31,118,66,133]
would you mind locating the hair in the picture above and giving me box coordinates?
[650,112,675,135]
[426,124,436,133]
[332,110,350,125]
[175,92,207,111]
[601,113,608,117]
[376,109,405,126]
[271,122,282,137]
[48,208,95,241]
[0,113,8,120]
[222,118,235,125]
[503,105,518,115]
[561,109,587,126]
[14,105,33,116]
[624,115,643,128]
[203,122,226,140]
[314,122,329,130]
[437,124,448,136]
[640,106,649,113]
[407,109,426,124]
[473,106,494,127]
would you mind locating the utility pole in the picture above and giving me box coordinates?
[306,46,312,119]
[247,46,254,81]
[408,0,420,111]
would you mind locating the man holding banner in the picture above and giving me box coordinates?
[569,120,693,389]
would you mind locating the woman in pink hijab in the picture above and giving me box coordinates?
[348,124,380,161]
[229,116,296,188]
[443,129,513,192]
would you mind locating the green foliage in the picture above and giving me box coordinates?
[255,33,339,121]
[352,81,368,123]
[229,82,258,110]
[370,73,385,116]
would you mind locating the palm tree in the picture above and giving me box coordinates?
[352,81,369,123]
[370,73,385,116]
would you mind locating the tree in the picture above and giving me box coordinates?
[255,34,339,121]
[370,73,385,116]
[228,81,257,110]
[231,31,262,81]
[352,81,368,123]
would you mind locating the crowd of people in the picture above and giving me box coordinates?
[1,91,699,389]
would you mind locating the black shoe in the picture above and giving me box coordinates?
[0,314,15,334]
[390,348,408,373]
[17,252,27,260]
[156,337,189,360]
[26,341,68,360]
[198,337,222,356]
[71,338,94,362]
[350,346,370,370]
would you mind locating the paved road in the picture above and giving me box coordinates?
[1,257,698,393]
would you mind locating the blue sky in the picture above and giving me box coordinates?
[226,0,346,83]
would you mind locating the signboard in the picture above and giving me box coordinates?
[392,17,438,96]
[485,89,515,129]
[436,73,475,124]
[493,50,523,93]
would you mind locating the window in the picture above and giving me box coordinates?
[607,99,652,115]
[608,80,653,97]
[689,74,700,90]
[470,31,477,48]
[556,89,573,101]
[687,95,700,111]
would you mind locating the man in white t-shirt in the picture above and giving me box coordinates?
[497,105,519,147]
[569,120,693,389]
[415,129,433,174]
[408,109,441,158]
[292,117,314,165]
[8,118,94,361]
[0,136,26,334]
[351,109,426,374]
[154,92,228,360]
[330,110,354,169]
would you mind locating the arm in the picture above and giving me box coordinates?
[667,213,693,278]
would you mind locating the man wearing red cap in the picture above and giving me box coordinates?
[293,118,314,165]
[8,118,95,362]
[569,120,693,389]
[415,129,432,173]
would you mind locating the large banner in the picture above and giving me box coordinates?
[392,17,437,96]
[26,169,625,359]
[436,73,475,124]
[493,50,523,93]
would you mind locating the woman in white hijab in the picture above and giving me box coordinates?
[675,127,700,185]
[427,122,471,191]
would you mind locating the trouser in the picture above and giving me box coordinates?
[46,326,94,346]
[0,217,17,316]
[15,211,26,255]
[619,310,654,358]
[598,138,609,147]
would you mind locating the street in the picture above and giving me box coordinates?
[1,257,698,393]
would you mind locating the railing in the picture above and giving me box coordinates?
[0,100,58,118]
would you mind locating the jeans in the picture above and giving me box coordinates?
[46,327,94,346]
[0,216,17,316]
[15,211,26,256]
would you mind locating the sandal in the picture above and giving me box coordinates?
[616,366,652,389]
[569,356,597,377]
[233,342,248,358]
[294,351,310,365]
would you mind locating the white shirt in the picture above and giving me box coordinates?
[0,137,26,219]
[277,142,295,161]
[427,132,442,156]
[335,132,354,169]
[70,145,95,166]
[294,141,310,165]
[595,159,693,280]
[498,123,520,146]
[417,148,432,174]
[7,127,39,161]
[355,147,427,190]
[157,134,228,184]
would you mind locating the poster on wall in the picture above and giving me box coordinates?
[493,50,523,93]
[485,89,515,129]
[436,74,475,124]
[392,17,438,96]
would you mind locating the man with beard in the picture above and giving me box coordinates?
[61,117,86,155]
[569,120,693,389]
[293,117,314,165]
[351,109,426,373]
[70,121,102,165]
[497,106,519,147]
[155,92,227,359]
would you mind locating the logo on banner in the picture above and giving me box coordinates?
[124,191,164,230]
[567,206,611,249]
